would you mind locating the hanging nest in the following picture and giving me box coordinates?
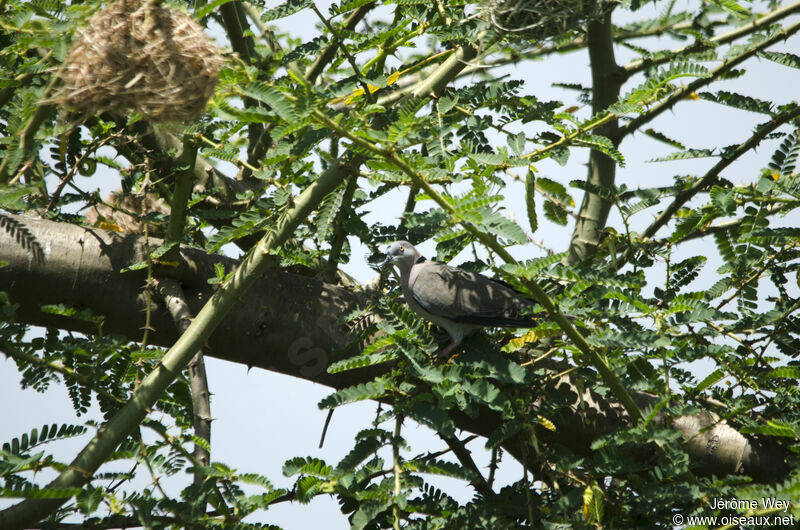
[482,0,616,42]
[49,0,224,122]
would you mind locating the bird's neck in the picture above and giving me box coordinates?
[396,261,413,282]
[396,253,423,285]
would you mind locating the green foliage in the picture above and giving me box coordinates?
[2,0,800,527]
[760,50,800,70]
[2,424,87,455]
[699,90,774,115]
[261,0,313,22]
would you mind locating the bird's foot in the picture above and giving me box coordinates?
[434,341,459,363]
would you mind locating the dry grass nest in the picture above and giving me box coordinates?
[483,0,617,42]
[50,0,224,122]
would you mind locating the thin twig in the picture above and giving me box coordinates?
[0,341,124,405]
[615,105,800,271]
[622,0,800,77]
[392,414,403,530]
[45,136,114,215]
[617,19,800,140]
[440,435,491,496]
[311,4,375,104]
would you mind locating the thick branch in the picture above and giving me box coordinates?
[567,11,623,264]
[440,435,491,497]
[218,0,263,159]
[0,214,786,489]
[0,154,353,528]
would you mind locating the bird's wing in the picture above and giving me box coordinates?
[409,261,539,328]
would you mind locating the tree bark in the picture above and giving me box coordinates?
[153,277,212,484]
[0,213,787,483]
[567,12,622,264]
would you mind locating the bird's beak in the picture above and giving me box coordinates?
[378,255,393,269]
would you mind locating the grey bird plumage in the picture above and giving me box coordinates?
[379,241,540,358]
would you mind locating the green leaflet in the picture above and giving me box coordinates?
[588,329,671,350]
[642,128,686,150]
[688,368,726,396]
[618,61,710,110]
[316,183,347,243]
[327,349,397,374]
[334,434,387,474]
[703,0,750,18]
[740,420,798,438]
[261,0,312,21]
[318,380,388,409]
[282,36,328,66]
[404,401,456,438]
[2,423,87,455]
[759,51,800,70]
[765,366,800,381]
[647,148,715,163]
[619,196,660,218]
[0,184,37,210]
[768,133,800,176]
[0,485,83,499]
[406,458,479,482]
[525,167,538,234]
[485,420,523,449]
[282,456,332,478]
[699,90,774,116]
[500,253,566,280]
[193,0,235,20]
[240,83,297,122]
[474,209,528,245]
[573,133,625,167]
[329,0,375,16]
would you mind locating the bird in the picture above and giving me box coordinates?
[379,241,542,359]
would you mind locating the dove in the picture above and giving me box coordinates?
[379,241,540,358]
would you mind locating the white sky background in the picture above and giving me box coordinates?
[2,1,800,528]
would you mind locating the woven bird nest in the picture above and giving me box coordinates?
[51,0,224,122]
[483,0,615,42]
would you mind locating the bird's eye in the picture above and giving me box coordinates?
[398,245,405,252]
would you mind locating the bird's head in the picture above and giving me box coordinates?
[378,240,420,273]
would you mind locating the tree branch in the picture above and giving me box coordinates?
[567,11,623,264]
[440,435,491,497]
[617,19,800,141]
[0,214,786,489]
[217,0,263,161]
[621,0,800,78]
[0,155,353,527]
[153,277,211,485]
[615,104,800,271]
[164,135,197,245]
